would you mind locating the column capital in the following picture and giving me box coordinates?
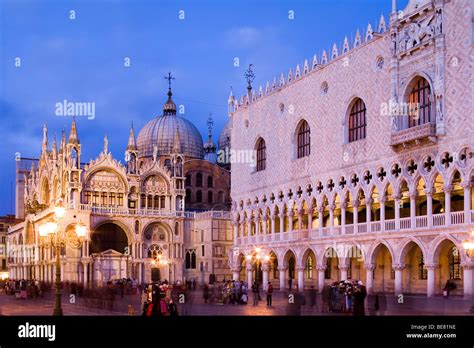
[379,195,387,204]
[409,192,417,200]
[317,206,325,213]
[364,263,376,271]
[443,185,453,193]
[461,263,474,270]
[351,200,360,208]
[338,265,349,271]
[424,263,439,270]
[340,202,348,209]
[461,181,472,190]
[392,263,406,271]
[231,266,242,273]
[365,198,373,206]
[246,265,255,272]
[261,264,270,272]
[277,266,288,272]
[392,194,401,200]
[296,266,305,272]
[328,204,336,211]
[315,266,327,271]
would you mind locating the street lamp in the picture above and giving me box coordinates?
[39,205,84,316]
[247,248,269,285]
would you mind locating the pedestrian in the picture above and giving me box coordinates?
[252,281,259,306]
[321,285,331,313]
[192,279,196,291]
[266,282,273,306]
[203,284,210,303]
[168,299,178,316]
[308,285,317,309]
[352,281,367,316]
[288,278,293,291]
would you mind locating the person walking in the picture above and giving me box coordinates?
[266,282,273,307]
[353,281,367,316]
[308,285,317,309]
[252,281,259,306]
[288,278,293,291]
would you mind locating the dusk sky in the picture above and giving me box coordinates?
[0,0,408,215]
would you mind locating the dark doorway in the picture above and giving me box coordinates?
[90,223,128,254]
[151,268,161,282]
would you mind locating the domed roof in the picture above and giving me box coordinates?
[218,120,231,151]
[137,115,204,159]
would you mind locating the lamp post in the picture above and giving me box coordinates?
[246,248,269,285]
[39,206,85,316]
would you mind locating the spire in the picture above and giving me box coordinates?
[343,36,350,53]
[42,124,48,150]
[244,64,255,95]
[392,0,397,14]
[30,162,35,180]
[52,133,58,159]
[379,14,387,33]
[204,113,217,162]
[68,117,79,144]
[60,128,66,154]
[172,125,181,154]
[163,72,177,116]
[126,122,137,151]
[103,134,109,154]
[207,113,214,140]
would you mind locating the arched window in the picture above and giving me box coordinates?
[134,220,139,234]
[207,191,213,203]
[218,191,224,203]
[196,173,203,187]
[297,120,310,158]
[348,98,367,142]
[256,138,266,172]
[418,252,427,280]
[408,77,431,127]
[185,189,191,203]
[196,190,202,202]
[449,246,461,280]
[185,175,191,186]
[207,176,213,188]
[305,256,313,279]
[324,257,331,279]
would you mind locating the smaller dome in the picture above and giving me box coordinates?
[218,121,231,151]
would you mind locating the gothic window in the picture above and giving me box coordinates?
[207,176,213,188]
[160,196,165,209]
[154,196,159,209]
[84,191,91,204]
[92,192,99,206]
[418,253,427,280]
[196,190,202,203]
[306,256,313,279]
[196,173,203,187]
[185,174,191,186]
[324,257,332,279]
[256,138,266,172]
[449,246,461,280]
[297,120,310,158]
[140,194,146,208]
[408,77,431,127]
[101,192,107,206]
[348,98,367,142]
[207,191,213,203]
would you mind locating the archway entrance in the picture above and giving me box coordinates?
[90,223,128,254]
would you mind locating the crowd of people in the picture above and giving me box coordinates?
[321,280,367,315]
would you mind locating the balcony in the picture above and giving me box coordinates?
[79,204,195,218]
[390,122,436,149]
[234,210,474,246]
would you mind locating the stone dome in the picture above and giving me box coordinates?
[218,120,231,151]
[137,115,204,159]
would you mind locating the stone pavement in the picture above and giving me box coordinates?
[0,289,473,316]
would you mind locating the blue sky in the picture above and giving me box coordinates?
[0,0,408,215]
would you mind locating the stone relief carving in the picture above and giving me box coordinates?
[398,14,438,53]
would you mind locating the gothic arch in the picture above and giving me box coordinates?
[395,237,428,265]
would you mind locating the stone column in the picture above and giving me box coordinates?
[425,264,437,297]
[246,264,254,286]
[317,266,326,291]
[297,267,304,291]
[270,215,276,236]
[329,204,335,234]
[461,263,474,299]
[379,196,386,230]
[393,194,401,230]
[393,264,405,294]
[247,219,252,236]
[352,200,360,233]
[255,217,260,236]
[339,264,348,281]
[278,267,287,290]
[340,202,347,234]
[462,183,471,223]
[288,210,294,232]
[233,223,238,243]
[425,189,433,227]
[262,264,269,291]
[444,185,452,225]
[318,207,324,237]
[279,213,285,234]
[366,198,373,232]
[232,267,241,281]
[365,263,375,295]
[410,193,417,229]
[262,214,268,235]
